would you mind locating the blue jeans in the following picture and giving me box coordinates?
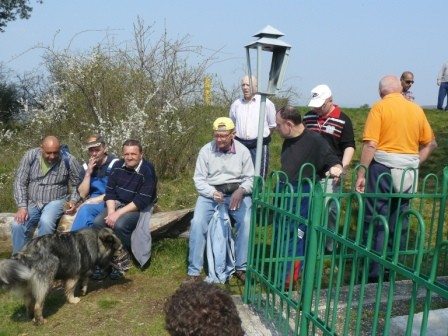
[92,207,140,253]
[187,194,252,276]
[11,198,65,254]
[437,82,448,110]
[71,202,106,231]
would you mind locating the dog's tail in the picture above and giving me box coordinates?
[0,259,32,289]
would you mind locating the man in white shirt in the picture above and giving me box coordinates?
[229,75,276,177]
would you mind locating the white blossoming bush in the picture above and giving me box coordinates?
[38,20,224,176]
[0,19,234,210]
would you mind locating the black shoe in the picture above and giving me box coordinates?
[234,270,246,282]
[109,268,125,280]
[183,275,202,284]
[92,266,108,280]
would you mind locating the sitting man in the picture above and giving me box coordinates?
[11,135,81,254]
[186,117,254,283]
[70,134,118,231]
[92,139,158,280]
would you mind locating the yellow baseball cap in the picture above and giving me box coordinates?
[213,117,235,131]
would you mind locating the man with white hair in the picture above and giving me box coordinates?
[186,117,254,284]
[229,75,276,177]
[355,75,437,282]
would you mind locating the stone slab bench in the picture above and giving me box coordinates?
[0,208,193,254]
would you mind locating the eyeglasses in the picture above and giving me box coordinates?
[213,132,233,140]
[404,80,414,84]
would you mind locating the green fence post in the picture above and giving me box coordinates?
[299,182,324,335]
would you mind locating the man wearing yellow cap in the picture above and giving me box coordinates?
[186,117,254,283]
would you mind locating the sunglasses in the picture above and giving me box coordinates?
[404,80,414,84]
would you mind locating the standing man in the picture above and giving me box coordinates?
[92,139,157,279]
[276,105,343,288]
[229,75,276,178]
[400,71,415,101]
[186,117,254,283]
[70,134,117,231]
[355,75,437,282]
[437,61,448,110]
[303,84,355,253]
[11,135,81,254]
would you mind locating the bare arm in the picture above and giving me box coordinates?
[105,200,138,228]
[355,141,377,192]
[78,158,96,198]
[419,139,437,164]
[341,146,355,172]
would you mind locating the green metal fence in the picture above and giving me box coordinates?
[244,166,448,335]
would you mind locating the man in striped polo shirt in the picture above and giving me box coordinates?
[303,84,355,253]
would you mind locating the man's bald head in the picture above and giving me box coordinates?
[41,136,61,164]
[379,75,403,98]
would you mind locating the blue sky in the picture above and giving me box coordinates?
[0,0,446,108]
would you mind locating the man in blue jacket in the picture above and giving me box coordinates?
[71,134,117,231]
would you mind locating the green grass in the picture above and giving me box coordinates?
[0,107,447,334]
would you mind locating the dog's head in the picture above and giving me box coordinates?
[97,228,123,259]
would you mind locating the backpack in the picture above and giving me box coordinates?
[60,144,71,171]
[30,144,71,171]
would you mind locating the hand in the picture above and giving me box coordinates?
[14,208,28,224]
[86,156,97,175]
[213,191,224,204]
[355,176,366,193]
[327,165,343,178]
[64,201,77,215]
[229,187,245,211]
[105,211,121,229]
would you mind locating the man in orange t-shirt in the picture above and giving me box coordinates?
[355,75,437,282]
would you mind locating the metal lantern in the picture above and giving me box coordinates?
[245,25,291,176]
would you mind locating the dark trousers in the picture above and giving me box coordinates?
[235,136,270,178]
[92,208,140,253]
[437,81,448,110]
[274,182,310,286]
[364,161,410,280]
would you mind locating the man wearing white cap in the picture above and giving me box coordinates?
[186,117,254,284]
[303,84,355,253]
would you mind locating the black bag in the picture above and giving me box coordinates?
[214,183,240,194]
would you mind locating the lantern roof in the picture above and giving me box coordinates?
[245,25,291,50]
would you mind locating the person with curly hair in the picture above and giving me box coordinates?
[165,281,245,336]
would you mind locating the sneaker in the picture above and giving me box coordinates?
[109,268,124,280]
[92,266,108,280]
[183,275,202,284]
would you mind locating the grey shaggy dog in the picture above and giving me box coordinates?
[0,228,122,325]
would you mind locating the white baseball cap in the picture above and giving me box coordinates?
[308,84,332,108]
